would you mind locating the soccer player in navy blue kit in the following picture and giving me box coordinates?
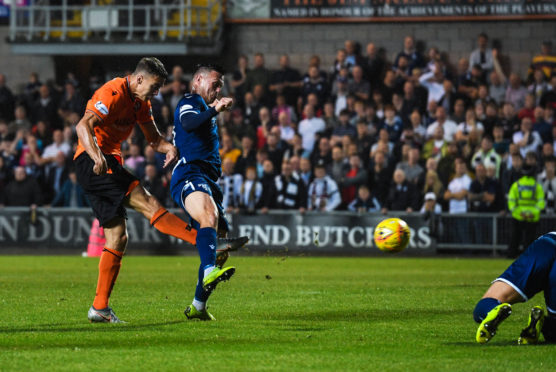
[171,65,239,320]
[473,232,556,344]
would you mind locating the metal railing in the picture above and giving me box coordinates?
[9,0,223,43]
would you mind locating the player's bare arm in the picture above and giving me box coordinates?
[139,120,178,168]
[75,111,107,175]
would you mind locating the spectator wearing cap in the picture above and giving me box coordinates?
[527,40,556,81]
[348,184,381,213]
[421,191,442,214]
[308,162,341,211]
[421,191,444,239]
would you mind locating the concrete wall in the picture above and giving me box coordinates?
[225,20,556,77]
[0,27,55,93]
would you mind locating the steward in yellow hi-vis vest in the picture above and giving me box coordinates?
[508,175,545,222]
[507,164,545,259]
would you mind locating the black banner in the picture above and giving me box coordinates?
[0,208,434,255]
[269,0,556,19]
[232,212,434,255]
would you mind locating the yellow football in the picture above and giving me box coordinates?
[373,218,411,253]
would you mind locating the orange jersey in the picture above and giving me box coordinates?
[74,76,154,160]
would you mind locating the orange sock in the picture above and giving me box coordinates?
[150,208,197,244]
[93,247,123,310]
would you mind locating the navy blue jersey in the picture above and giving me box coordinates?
[172,93,221,181]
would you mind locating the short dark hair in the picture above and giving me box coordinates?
[134,57,168,80]
[193,63,225,80]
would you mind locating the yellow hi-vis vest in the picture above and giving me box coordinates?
[508,176,545,222]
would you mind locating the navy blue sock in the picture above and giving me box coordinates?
[196,227,217,270]
[473,298,501,323]
[194,265,209,302]
[193,227,217,303]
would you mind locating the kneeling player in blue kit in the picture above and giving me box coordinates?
[474,232,556,344]
[171,64,247,320]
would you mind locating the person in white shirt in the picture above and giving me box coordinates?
[513,117,542,158]
[426,106,458,142]
[298,104,325,153]
[444,158,472,243]
[471,136,502,178]
[40,129,71,165]
[277,111,295,143]
[469,33,494,75]
[307,163,341,211]
[219,157,243,213]
[238,166,262,214]
[445,159,472,214]
[419,61,446,104]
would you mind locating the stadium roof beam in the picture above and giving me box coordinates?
[9,41,223,56]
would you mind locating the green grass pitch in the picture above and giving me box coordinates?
[1,256,555,371]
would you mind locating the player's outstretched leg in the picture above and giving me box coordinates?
[215,236,249,267]
[474,299,512,344]
[518,306,545,344]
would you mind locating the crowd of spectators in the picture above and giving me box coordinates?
[0,34,556,220]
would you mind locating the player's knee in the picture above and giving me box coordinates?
[199,209,218,228]
[110,231,128,252]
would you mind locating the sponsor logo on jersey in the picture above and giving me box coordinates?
[94,101,109,115]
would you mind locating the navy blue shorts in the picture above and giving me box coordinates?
[496,233,556,315]
[170,162,229,233]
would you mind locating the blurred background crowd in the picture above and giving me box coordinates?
[0,33,555,218]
